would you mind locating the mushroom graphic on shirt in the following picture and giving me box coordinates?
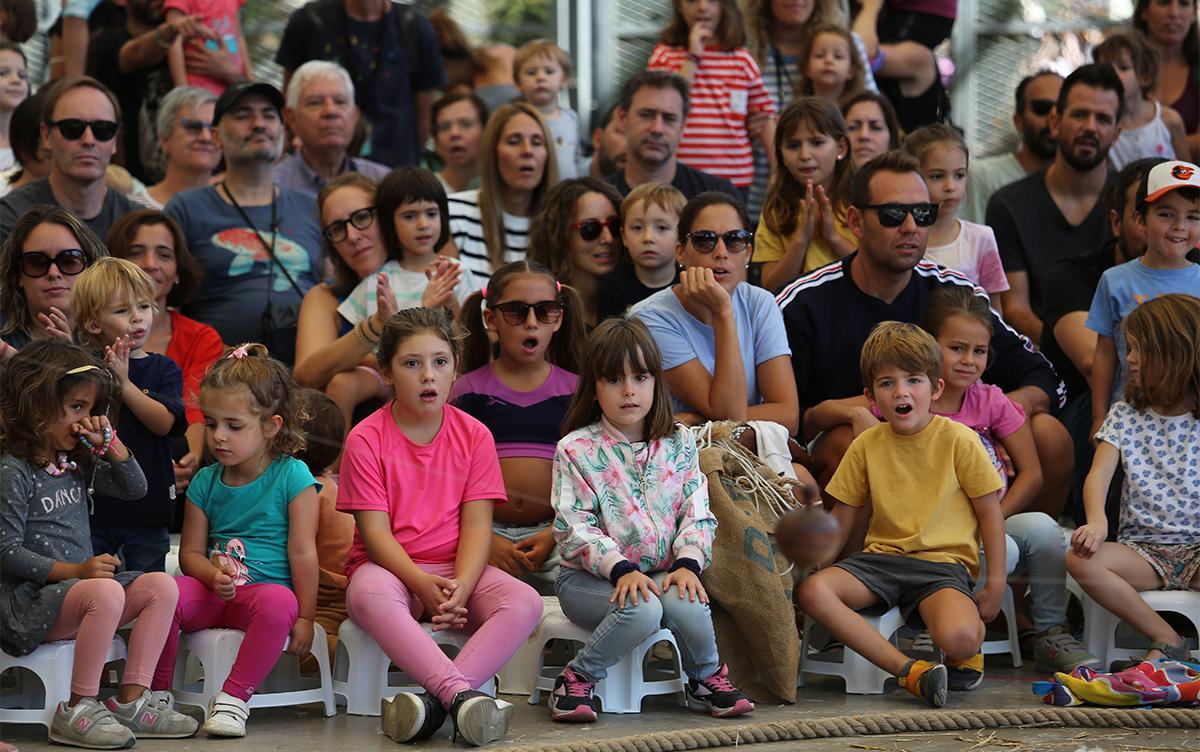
[212,228,311,290]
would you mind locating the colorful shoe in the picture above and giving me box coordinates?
[946,652,984,691]
[1033,625,1102,673]
[48,698,136,750]
[685,663,755,718]
[450,690,513,746]
[201,691,248,738]
[380,691,446,743]
[548,666,598,723]
[106,690,198,738]
[1109,640,1192,672]
[898,659,947,707]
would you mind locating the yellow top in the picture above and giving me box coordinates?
[825,415,1003,577]
[752,211,857,273]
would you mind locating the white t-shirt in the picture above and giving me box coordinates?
[447,189,530,282]
[337,258,478,325]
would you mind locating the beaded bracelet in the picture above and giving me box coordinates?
[353,321,378,349]
[77,426,114,457]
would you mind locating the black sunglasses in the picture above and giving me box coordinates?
[20,249,88,278]
[323,207,376,243]
[1027,99,1055,117]
[490,299,564,325]
[572,216,620,242]
[50,119,118,142]
[685,229,754,254]
[863,203,939,227]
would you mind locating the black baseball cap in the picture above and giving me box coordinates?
[212,81,284,126]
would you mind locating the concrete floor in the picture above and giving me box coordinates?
[4,657,1198,752]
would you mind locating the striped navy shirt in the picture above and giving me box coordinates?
[446,189,529,282]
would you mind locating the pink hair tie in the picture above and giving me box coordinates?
[480,285,488,300]
[228,344,250,360]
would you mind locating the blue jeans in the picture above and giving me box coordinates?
[555,567,720,682]
[977,512,1069,633]
[91,523,170,573]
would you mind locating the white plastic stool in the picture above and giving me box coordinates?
[170,622,335,718]
[496,596,560,696]
[1079,589,1200,667]
[526,610,685,714]
[799,606,904,694]
[331,619,495,716]
[980,585,1023,667]
[1,638,126,730]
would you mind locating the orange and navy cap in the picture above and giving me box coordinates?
[1137,160,1200,206]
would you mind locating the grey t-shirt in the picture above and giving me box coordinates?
[0,178,136,245]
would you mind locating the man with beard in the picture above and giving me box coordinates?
[166,83,322,366]
[588,103,626,179]
[962,71,1063,224]
[987,64,1122,344]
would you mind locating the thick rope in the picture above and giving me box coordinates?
[509,707,1200,752]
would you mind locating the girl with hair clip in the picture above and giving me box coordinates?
[648,0,777,191]
[527,177,623,328]
[1069,294,1200,667]
[453,261,585,591]
[547,318,754,723]
[755,97,856,291]
[0,341,196,749]
[150,344,320,738]
[338,308,543,746]
[800,22,867,106]
[842,90,902,169]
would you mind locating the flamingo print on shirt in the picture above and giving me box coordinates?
[210,538,252,585]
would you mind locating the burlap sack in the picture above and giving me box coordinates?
[698,424,800,704]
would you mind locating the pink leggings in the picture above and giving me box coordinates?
[151,577,298,701]
[346,561,542,708]
[42,572,179,697]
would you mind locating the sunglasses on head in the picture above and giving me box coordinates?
[179,118,215,136]
[322,207,376,243]
[490,299,564,325]
[50,119,118,142]
[685,229,754,254]
[863,203,939,227]
[572,216,620,241]
[1028,99,1055,117]
[20,249,87,278]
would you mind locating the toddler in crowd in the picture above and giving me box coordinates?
[152,344,320,738]
[1093,30,1189,171]
[515,39,582,179]
[904,124,1009,311]
[801,23,867,106]
[338,308,542,746]
[798,322,1006,707]
[648,0,776,190]
[454,261,585,592]
[0,341,196,748]
[71,258,187,573]
[0,41,29,172]
[597,182,685,320]
[164,0,249,94]
[756,97,857,290]
[549,318,755,723]
[922,288,1100,674]
[1068,294,1200,666]
[1088,160,1200,440]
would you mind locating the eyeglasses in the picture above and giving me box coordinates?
[1028,99,1055,117]
[490,299,564,325]
[322,207,376,243]
[685,229,754,254]
[862,203,939,228]
[572,216,620,242]
[178,118,215,136]
[50,119,118,142]
[20,249,87,278]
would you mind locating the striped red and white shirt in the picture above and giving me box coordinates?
[647,44,775,188]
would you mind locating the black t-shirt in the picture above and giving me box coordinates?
[596,263,680,321]
[777,253,1065,415]
[987,167,1112,317]
[92,353,187,528]
[606,162,739,201]
[1039,241,1118,401]
[0,178,136,245]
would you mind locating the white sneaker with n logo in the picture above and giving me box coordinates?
[106,690,199,738]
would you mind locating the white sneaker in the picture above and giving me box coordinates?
[202,692,248,738]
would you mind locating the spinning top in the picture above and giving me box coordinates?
[775,503,840,571]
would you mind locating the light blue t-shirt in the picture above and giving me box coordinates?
[187,456,321,588]
[631,283,791,413]
[1085,258,1200,405]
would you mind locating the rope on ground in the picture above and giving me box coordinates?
[510,707,1200,752]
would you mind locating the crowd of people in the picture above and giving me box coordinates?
[0,0,1198,748]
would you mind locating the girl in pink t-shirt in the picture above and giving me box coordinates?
[337,307,542,746]
[164,0,249,94]
[904,125,1010,313]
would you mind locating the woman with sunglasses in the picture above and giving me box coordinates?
[527,178,623,328]
[133,87,221,211]
[0,206,107,364]
[630,192,799,437]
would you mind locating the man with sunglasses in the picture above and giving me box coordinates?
[0,76,134,244]
[962,71,1063,225]
[778,151,1071,521]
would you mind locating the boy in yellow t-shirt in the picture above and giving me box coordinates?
[797,322,1005,708]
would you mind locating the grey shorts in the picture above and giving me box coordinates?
[833,552,976,620]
